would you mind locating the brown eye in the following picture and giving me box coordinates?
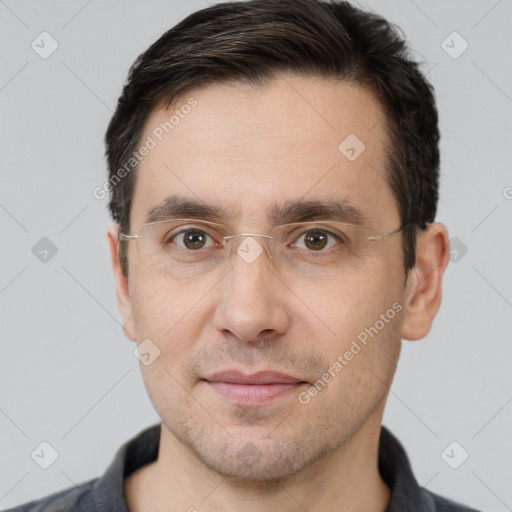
[294,229,341,252]
[172,229,213,251]
[304,230,328,251]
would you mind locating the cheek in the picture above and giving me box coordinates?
[304,263,397,328]
[129,272,208,352]
[315,301,402,413]
[302,260,404,379]
[130,277,206,408]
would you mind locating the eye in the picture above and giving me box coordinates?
[166,228,217,251]
[292,228,343,252]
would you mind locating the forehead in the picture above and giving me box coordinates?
[130,74,399,229]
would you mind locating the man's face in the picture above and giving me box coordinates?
[120,74,409,480]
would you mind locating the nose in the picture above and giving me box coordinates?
[213,236,291,343]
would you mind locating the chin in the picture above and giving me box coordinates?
[189,431,337,484]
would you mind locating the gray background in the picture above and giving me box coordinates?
[1,0,511,510]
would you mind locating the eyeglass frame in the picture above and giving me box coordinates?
[118,218,409,262]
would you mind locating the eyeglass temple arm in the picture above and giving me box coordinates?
[367,224,409,241]
[118,233,139,241]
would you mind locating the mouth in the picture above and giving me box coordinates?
[202,370,308,406]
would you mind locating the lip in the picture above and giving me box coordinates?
[205,370,305,385]
[203,370,308,406]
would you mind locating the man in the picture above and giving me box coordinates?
[8,0,479,510]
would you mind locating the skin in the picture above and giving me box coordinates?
[107,73,450,512]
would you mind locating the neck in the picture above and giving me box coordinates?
[125,413,390,512]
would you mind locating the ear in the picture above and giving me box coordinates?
[401,222,450,341]
[106,223,137,342]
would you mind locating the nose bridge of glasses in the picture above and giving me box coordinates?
[223,233,276,262]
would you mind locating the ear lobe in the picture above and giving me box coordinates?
[401,222,450,341]
[106,223,137,341]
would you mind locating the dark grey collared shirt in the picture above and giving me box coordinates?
[5,424,479,511]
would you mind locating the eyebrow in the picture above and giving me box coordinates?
[144,194,367,226]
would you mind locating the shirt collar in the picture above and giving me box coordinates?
[93,423,161,512]
[379,427,435,511]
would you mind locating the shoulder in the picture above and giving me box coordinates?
[3,479,97,512]
[422,488,482,512]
